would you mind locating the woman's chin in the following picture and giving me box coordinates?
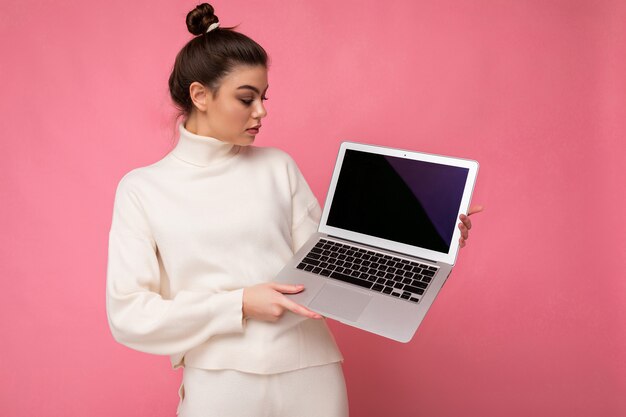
[237,134,256,146]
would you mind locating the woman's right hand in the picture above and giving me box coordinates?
[242,283,322,322]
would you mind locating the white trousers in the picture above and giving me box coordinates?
[177,362,349,417]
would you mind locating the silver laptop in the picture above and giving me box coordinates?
[275,142,479,342]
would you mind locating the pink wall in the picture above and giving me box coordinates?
[1,0,624,415]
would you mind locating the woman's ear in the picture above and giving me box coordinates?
[189,82,209,112]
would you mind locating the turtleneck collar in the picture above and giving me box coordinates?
[171,123,240,167]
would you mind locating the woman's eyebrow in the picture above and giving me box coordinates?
[236,85,269,94]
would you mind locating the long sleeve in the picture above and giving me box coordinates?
[286,157,322,253]
[106,175,245,356]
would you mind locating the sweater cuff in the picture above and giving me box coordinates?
[209,288,245,335]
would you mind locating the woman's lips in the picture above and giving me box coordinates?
[246,127,260,135]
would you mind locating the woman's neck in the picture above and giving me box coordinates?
[184,113,211,137]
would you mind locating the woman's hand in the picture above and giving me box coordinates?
[242,282,322,322]
[458,205,484,248]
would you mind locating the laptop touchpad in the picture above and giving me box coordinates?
[310,284,372,322]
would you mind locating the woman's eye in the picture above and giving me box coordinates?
[262,96,269,101]
[240,99,253,105]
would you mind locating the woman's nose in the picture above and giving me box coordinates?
[252,101,267,119]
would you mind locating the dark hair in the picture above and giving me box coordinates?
[168,3,268,118]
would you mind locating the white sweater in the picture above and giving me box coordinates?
[106,124,343,374]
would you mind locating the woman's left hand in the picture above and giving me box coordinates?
[458,205,484,248]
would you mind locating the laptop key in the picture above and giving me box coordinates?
[404,285,425,295]
[411,281,428,289]
[401,292,411,299]
[372,284,385,292]
[303,258,320,266]
[320,269,331,277]
[409,297,420,303]
[329,271,373,289]
[382,287,393,294]
[422,269,436,277]
[297,263,306,269]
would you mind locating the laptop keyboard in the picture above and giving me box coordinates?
[296,238,438,303]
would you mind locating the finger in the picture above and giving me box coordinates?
[270,283,305,294]
[459,237,466,248]
[459,214,472,230]
[467,205,484,216]
[280,297,322,319]
[458,222,469,240]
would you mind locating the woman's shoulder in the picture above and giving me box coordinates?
[114,159,167,191]
[245,145,299,167]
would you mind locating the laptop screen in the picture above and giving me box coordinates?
[326,149,469,254]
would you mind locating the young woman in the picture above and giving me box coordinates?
[106,4,481,416]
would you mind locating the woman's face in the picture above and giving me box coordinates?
[195,65,269,146]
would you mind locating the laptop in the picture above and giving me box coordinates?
[275,142,479,342]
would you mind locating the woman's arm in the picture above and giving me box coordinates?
[106,176,245,355]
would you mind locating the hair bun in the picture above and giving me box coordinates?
[186,3,219,36]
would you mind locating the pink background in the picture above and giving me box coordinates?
[1,0,625,415]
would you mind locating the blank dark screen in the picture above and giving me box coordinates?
[326,149,469,253]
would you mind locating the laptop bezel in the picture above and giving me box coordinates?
[317,141,479,265]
